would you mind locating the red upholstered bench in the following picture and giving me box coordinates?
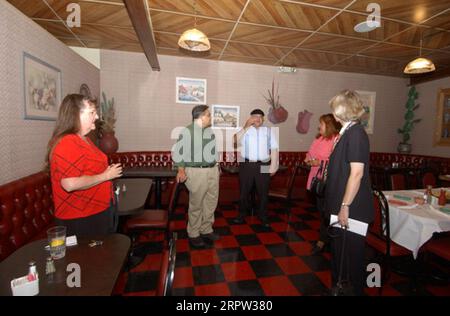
[0,172,54,262]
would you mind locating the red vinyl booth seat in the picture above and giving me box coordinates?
[0,172,54,261]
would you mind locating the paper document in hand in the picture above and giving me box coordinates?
[330,215,368,237]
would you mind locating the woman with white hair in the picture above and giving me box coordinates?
[325,90,375,295]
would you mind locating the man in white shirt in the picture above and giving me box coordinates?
[232,109,279,227]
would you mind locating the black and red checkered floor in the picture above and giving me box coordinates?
[114,201,450,296]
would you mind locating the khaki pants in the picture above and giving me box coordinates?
[184,166,219,238]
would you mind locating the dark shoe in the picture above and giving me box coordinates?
[189,237,206,249]
[232,216,245,224]
[259,217,270,228]
[201,232,220,242]
[311,242,325,255]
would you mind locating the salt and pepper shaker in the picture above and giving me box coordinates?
[424,185,433,204]
[45,257,56,275]
[27,261,37,281]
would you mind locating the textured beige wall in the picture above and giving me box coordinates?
[414,77,450,158]
[0,1,100,185]
[101,49,409,155]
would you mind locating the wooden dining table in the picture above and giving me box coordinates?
[0,234,130,296]
[122,166,177,209]
[114,178,152,216]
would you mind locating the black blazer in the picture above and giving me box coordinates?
[325,123,374,224]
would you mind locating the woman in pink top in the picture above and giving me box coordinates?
[304,114,341,254]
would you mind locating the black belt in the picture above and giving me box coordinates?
[244,159,271,163]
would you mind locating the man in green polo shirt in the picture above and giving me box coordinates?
[172,105,220,249]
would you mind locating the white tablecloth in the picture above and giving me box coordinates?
[383,189,450,259]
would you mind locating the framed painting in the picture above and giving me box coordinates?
[176,77,207,105]
[212,105,240,129]
[356,90,376,134]
[23,52,62,120]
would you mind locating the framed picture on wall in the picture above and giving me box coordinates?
[176,77,207,105]
[23,52,62,120]
[211,105,240,129]
[356,90,376,134]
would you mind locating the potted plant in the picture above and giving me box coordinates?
[98,92,119,154]
[397,86,421,154]
[264,79,288,124]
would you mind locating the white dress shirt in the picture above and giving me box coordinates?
[240,126,279,161]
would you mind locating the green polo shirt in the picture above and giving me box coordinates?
[172,122,217,168]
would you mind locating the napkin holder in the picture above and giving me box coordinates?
[11,275,39,296]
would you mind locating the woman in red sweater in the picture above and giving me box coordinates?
[46,94,122,236]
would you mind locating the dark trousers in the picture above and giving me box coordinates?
[316,197,330,244]
[330,227,367,296]
[238,161,270,219]
[55,202,117,237]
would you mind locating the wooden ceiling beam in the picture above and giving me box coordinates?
[123,0,160,71]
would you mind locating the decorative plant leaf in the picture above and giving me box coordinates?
[99,92,116,134]
[398,86,421,146]
[264,79,282,109]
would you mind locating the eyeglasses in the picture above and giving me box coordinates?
[82,109,97,116]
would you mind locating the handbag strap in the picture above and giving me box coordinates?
[337,226,347,285]
[315,160,324,177]
[322,161,329,180]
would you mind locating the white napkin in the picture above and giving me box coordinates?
[397,204,418,209]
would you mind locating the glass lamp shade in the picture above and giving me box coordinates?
[178,28,211,52]
[404,57,436,74]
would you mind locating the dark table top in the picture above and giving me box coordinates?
[114,178,152,216]
[122,166,177,178]
[0,234,130,296]
[221,164,288,174]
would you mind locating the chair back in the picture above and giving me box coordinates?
[156,232,177,296]
[286,161,301,199]
[422,172,437,189]
[370,189,392,257]
[390,173,406,190]
[168,182,184,215]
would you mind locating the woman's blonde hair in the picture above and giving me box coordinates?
[329,90,365,122]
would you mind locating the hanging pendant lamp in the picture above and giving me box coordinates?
[178,1,211,52]
[178,28,211,52]
[404,38,435,74]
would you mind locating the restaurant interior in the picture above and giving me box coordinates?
[0,0,450,297]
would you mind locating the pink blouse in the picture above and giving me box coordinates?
[305,135,338,190]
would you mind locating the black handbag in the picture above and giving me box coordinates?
[328,225,355,296]
[310,160,328,197]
